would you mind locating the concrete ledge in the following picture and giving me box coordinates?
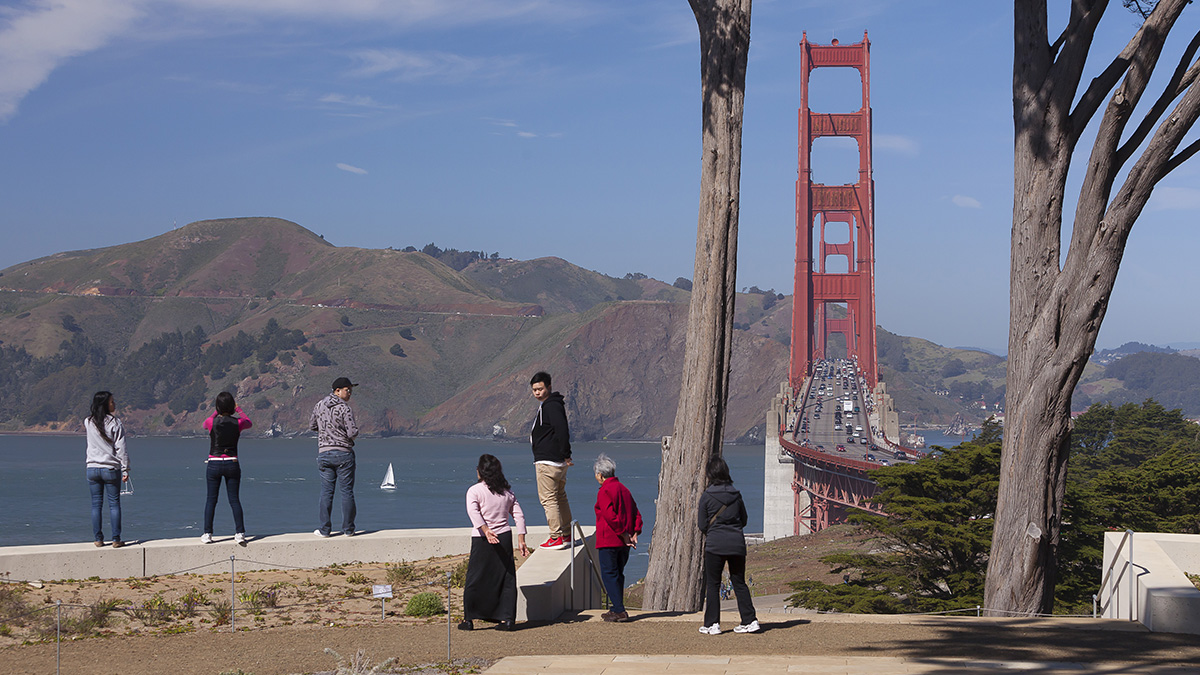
[516,525,600,622]
[1101,531,1200,634]
[0,527,492,581]
[2,524,601,623]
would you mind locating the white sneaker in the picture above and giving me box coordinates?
[200,533,213,544]
[733,620,760,633]
[698,623,721,635]
[314,529,330,538]
[234,533,247,545]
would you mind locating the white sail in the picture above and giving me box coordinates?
[380,463,396,490]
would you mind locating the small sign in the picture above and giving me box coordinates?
[372,585,393,599]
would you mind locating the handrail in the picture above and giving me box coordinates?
[1095,529,1136,621]
[568,520,607,610]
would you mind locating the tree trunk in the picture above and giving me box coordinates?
[643,0,752,612]
[985,0,1200,615]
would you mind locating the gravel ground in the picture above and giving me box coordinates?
[7,611,1200,675]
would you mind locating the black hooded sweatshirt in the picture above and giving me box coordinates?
[697,482,748,556]
[531,391,572,463]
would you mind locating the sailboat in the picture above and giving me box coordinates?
[380,463,396,490]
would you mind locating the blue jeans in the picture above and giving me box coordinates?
[317,450,356,535]
[204,460,245,535]
[87,467,122,542]
[598,546,630,613]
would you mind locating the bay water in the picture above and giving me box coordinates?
[6,435,765,584]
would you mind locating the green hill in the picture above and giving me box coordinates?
[2,217,1192,438]
[0,218,785,439]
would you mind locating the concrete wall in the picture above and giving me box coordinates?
[516,527,601,622]
[0,525,600,623]
[764,384,804,541]
[1101,531,1200,635]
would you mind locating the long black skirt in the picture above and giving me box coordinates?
[462,530,517,622]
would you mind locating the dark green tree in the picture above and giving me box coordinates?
[788,421,1002,614]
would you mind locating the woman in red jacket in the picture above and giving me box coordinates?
[593,453,642,622]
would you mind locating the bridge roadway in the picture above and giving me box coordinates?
[777,359,916,530]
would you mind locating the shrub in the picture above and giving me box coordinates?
[323,648,396,675]
[405,592,444,617]
[126,593,176,625]
[33,598,124,639]
[236,586,278,611]
[385,562,416,586]
[389,344,406,357]
[449,560,468,588]
[345,572,371,586]
[179,587,208,617]
[211,599,232,626]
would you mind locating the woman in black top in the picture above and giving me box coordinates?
[201,391,253,545]
[697,456,758,635]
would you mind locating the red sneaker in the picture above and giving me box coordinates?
[539,536,567,550]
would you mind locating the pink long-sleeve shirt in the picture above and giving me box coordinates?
[203,409,253,458]
[466,482,526,538]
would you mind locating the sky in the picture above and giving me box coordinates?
[1,0,1198,355]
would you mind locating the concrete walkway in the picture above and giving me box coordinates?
[484,654,1198,674]
[482,606,1200,675]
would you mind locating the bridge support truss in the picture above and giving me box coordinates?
[789,32,878,389]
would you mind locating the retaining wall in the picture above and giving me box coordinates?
[0,525,598,622]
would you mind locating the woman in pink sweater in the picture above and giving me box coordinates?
[459,454,528,631]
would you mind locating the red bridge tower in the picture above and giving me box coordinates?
[789,32,878,388]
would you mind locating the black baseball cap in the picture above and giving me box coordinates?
[331,377,358,390]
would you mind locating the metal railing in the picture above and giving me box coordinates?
[568,520,606,610]
[1093,529,1136,621]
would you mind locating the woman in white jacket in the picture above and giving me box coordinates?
[85,391,129,547]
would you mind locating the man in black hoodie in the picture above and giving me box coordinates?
[530,371,573,550]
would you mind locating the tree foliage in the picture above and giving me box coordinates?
[788,421,1002,614]
[0,319,307,424]
[791,405,1200,615]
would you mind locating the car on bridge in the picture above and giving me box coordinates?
[836,444,846,452]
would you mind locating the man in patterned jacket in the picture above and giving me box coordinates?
[310,377,360,537]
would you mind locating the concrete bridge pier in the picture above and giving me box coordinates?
[764,384,809,541]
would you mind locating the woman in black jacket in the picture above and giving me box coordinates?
[697,456,758,635]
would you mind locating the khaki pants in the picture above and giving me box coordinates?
[535,463,572,540]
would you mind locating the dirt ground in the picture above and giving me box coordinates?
[9,608,1200,675]
[625,524,873,607]
[5,530,1200,675]
[0,554,490,648]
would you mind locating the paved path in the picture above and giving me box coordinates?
[7,602,1200,674]
[482,605,1200,675]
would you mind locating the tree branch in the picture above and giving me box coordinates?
[1067,0,1190,254]
[1116,30,1200,167]
[1067,2,1167,144]
[1045,0,1109,146]
[1164,136,1200,175]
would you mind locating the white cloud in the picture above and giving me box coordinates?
[517,131,537,138]
[347,48,521,83]
[168,0,582,28]
[336,163,367,175]
[0,0,142,122]
[319,93,393,109]
[875,134,919,156]
[1148,186,1200,211]
[0,0,579,123]
[482,117,518,127]
[951,195,982,209]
